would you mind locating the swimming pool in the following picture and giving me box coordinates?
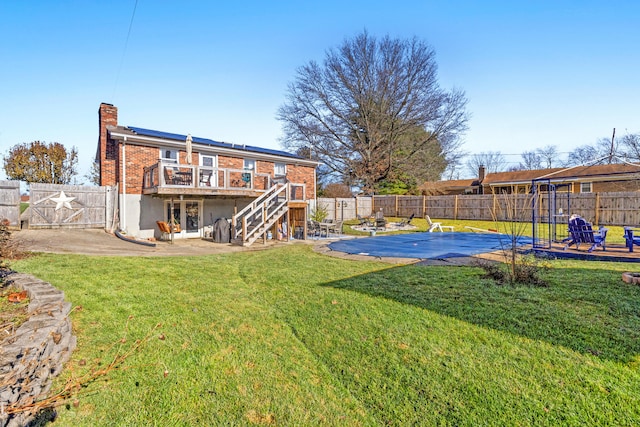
[328,232,532,259]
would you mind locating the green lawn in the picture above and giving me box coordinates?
[11,245,640,426]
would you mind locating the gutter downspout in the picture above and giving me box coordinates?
[121,138,127,233]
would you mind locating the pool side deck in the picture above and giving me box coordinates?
[534,242,640,263]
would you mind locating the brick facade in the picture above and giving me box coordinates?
[286,164,316,200]
[122,145,158,194]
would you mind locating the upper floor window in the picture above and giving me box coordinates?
[580,182,592,193]
[161,149,178,163]
[200,154,217,168]
[274,162,286,176]
[244,159,255,171]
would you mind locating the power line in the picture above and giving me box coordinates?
[111,0,139,101]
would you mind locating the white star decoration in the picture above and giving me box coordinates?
[50,191,76,211]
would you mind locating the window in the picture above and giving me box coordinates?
[274,162,286,176]
[243,159,255,171]
[200,155,217,168]
[580,182,592,193]
[161,149,178,163]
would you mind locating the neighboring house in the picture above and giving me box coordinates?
[422,164,640,195]
[97,103,319,244]
[419,178,481,195]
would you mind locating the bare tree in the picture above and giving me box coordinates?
[618,132,640,162]
[465,151,507,177]
[442,148,468,180]
[536,145,559,168]
[566,144,599,166]
[566,136,623,166]
[278,31,469,194]
[519,150,542,170]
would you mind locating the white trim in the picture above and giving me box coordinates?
[160,148,178,163]
[243,158,256,171]
[274,162,286,176]
[199,154,217,168]
[164,199,204,238]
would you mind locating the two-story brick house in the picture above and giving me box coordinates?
[97,103,318,244]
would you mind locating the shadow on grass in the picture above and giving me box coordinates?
[321,263,640,364]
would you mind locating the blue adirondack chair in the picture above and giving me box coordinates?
[623,227,640,252]
[564,215,607,252]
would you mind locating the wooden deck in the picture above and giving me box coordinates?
[534,241,640,263]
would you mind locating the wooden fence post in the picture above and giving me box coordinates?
[492,194,497,220]
[594,192,600,225]
[454,195,458,220]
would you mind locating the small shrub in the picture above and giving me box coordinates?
[478,255,549,287]
[310,204,329,222]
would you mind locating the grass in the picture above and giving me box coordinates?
[10,244,640,426]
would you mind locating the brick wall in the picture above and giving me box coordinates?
[218,155,243,169]
[592,180,640,192]
[256,160,273,175]
[286,164,316,200]
[123,145,159,194]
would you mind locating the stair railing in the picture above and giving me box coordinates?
[232,183,289,244]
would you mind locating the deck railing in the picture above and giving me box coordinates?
[143,161,273,192]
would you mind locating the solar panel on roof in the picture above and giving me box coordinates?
[126,126,303,160]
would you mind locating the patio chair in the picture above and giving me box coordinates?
[328,220,344,236]
[164,168,177,185]
[357,214,373,227]
[426,216,454,232]
[623,227,640,252]
[307,220,321,238]
[156,221,172,240]
[564,215,607,252]
[199,170,213,187]
[374,210,386,230]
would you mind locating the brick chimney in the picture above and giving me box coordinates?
[98,103,118,186]
[478,165,486,182]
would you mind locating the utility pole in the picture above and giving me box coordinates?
[608,128,616,164]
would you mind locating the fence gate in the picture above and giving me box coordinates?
[0,180,20,227]
[28,184,110,229]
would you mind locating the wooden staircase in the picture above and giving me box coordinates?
[231,183,289,246]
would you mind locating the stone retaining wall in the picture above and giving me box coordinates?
[0,273,76,427]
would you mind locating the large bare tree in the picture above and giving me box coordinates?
[465,151,507,177]
[278,31,468,194]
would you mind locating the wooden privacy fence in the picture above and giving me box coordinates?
[316,192,640,226]
[316,197,373,221]
[0,180,20,227]
[28,183,117,229]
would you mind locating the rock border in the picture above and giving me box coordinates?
[622,272,640,285]
[0,273,76,427]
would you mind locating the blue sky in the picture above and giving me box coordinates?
[1,0,638,181]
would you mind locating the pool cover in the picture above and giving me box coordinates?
[328,232,532,259]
